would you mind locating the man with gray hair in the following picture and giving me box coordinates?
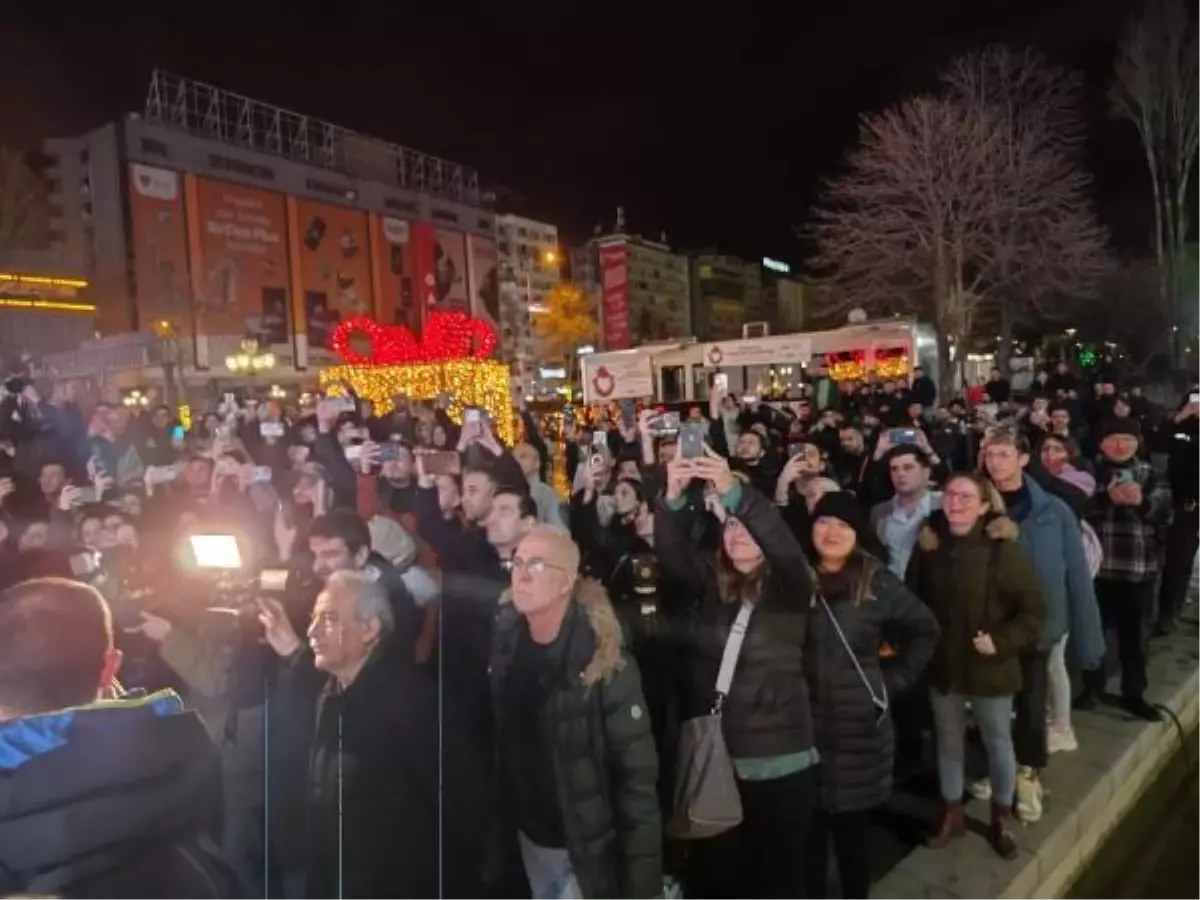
[259,570,487,897]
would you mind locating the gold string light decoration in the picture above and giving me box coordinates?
[319,360,515,446]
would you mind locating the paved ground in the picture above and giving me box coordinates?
[865,604,1200,899]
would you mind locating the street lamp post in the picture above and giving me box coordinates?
[225,337,276,378]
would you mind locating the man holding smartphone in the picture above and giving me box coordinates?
[1083,417,1172,719]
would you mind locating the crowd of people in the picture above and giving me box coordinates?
[0,362,1194,899]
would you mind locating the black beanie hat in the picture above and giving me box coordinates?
[811,490,866,532]
[1100,416,1142,440]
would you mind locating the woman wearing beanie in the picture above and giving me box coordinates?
[804,491,939,898]
[905,472,1045,859]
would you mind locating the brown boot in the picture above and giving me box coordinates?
[927,801,966,848]
[990,803,1019,859]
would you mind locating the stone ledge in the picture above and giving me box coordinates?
[872,616,1199,900]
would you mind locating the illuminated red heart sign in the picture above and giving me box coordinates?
[330,312,498,366]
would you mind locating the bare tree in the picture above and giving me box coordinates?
[809,49,1109,394]
[1111,0,1199,366]
[943,47,1109,372]
[0,147,50,250]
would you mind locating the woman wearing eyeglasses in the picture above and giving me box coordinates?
[654,454,816,899]
[803,491,938,898]
[905,471,1045,859]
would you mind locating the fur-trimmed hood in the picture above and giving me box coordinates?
[499,576,625,688]
[917,512,1019,552]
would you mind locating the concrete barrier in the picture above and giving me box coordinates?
[871,609,1199,899]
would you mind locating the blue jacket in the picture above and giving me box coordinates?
[1011,475,1104,666]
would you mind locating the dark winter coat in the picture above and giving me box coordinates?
[0,690,238,898]
[305,643,488,898]
[807,561,939,812]
[654,483,817,759]
[905,514,1045,697]
[489,578,662,899]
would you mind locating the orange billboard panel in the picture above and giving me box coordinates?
[191,177,290,339]
[127,163,190,333]
[374,216,420,331]
[295,199,373,350]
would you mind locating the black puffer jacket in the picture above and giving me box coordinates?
[489,578,662,899]
[806,561,939,812]
[654,482,816,759]
[0,690,237,898]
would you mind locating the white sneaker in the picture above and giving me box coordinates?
[1047,724,1078,754]
[967,776,992,800]
[1016,769,1044,823]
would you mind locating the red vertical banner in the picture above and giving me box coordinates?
[600,242,631,350]
[410,222,438,332]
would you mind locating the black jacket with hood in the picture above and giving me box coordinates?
[0,689,238,898]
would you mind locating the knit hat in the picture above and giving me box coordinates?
[1100,416,1142,440]
[811,490,866,533]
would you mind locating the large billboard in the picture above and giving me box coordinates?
[466,234,500,330]
[294,199,373,351]
[599,242,631,350]
[431,228,470,312]
[192,177,290,340]
[373,216,420,330]
[127,164,190,333]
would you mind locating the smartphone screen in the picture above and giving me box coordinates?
[712,374,729,396]
[171,424,185,441]
[680,422,705,459]
[424,451,459,476]
[890,428,917,445]
[465,408,481,425]
[1190,392,1199,405]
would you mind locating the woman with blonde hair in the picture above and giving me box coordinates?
[905,471,1045,859]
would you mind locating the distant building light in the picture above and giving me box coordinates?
[762,257,790,274]
[529,303,548,314]
[539,367,567,379]
[577,344,595,355]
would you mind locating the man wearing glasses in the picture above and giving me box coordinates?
[488,526,662,899]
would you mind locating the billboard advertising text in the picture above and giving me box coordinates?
[127,164,190,334]
[295,199,373,351]
[192,177,290,339]
[374,216,420,331]
[466,235,500,329]
[431,228,470,312]
[600,243,631,350]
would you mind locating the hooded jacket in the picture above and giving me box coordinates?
[489,578,662,899]
[1006,475,1104,665]
[905,513,1045,697]
[0,690,237,898]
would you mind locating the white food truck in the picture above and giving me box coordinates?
[580,318,940,408]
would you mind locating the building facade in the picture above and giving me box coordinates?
[690,252,765,341]
[495,213,558,390]
[37,70,497,391]
[584,232,690,350]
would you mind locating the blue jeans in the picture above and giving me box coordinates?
[929,690,1017,807]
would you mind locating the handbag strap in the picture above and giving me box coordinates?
[713,600,754,711]
[818,594,889,712]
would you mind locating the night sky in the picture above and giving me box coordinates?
[3,1,1151,260]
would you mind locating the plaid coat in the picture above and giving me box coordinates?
[1087,458,1172,583]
